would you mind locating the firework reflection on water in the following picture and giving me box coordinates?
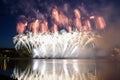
[12,59,97,80]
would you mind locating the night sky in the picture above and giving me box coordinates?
[0,0,120,48]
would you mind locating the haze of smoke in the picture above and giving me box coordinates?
[90,4,120,58]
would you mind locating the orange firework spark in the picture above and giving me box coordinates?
[16,22,27,34]
[84,20,92,31]
[29,19,40,34]
[40,20,48,33]
[59,11,69,26]
[50,24,58,33]
[16,6,107,34]
[95,16,106,30]
[51,8,59,24]
[73,9,82,31]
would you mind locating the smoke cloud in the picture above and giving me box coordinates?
[93,3,120,56]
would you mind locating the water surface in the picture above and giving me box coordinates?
[0,59,120,80]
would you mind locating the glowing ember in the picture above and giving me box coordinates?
[16,15,28,34]
[95,16,106,30]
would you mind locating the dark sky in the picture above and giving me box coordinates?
[0,0,120,48]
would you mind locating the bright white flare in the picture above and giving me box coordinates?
[13,30,100,58]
